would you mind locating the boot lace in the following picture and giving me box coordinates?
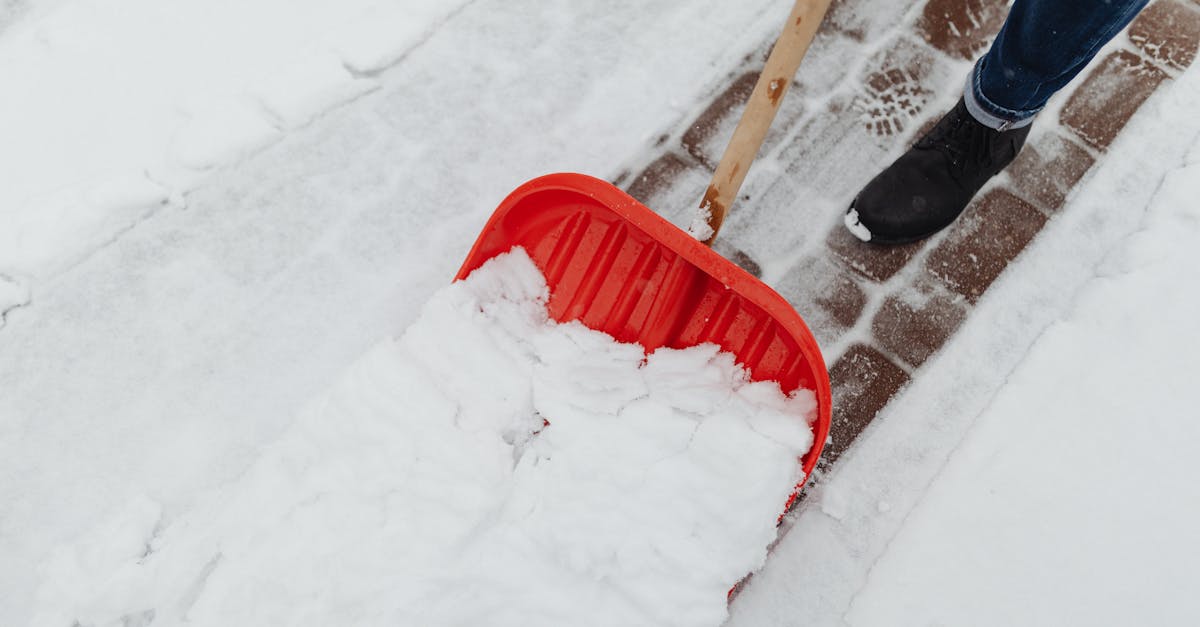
[916,109,1000,180]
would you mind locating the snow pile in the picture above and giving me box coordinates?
[33,248,815,627]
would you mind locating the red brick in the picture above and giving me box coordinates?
[794,29,867,96]
[823,344,910,465]
[871,280,968,368]
[825,0,925,42]
[826,225,926,283]
[926,189,1046,302]
[622,152,710,222]
[683,73,758,169]
[1128,0,1200,71]
[856,63,935,139]
[1060,50,1169,151]
[681,72,804,169]
[625,152,690,204]
[781,39,959,203]
[845,37,960,142]
[776,254,868,347]
[1005,132,1095,212]
[713,243,763,278]
[916,0,1009,60]
[704,165,850,268]
[825,0,870,40]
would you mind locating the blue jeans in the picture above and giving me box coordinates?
[964,0,1149,130]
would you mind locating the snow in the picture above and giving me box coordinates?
[0,174,174,277]
[688,205,716,242]
[0,0,465,280]
[0,3,794,621]
[3,0,1200,624]
[843,207,872,242]
[0,272,31,327]
[29,249,814,626]
[844,152,1200,625]
[252,52,379,129]
[727,52,1200,627]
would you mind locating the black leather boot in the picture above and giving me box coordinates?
[845,98,1032,244]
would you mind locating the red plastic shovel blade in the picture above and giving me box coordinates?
[456,173,831,478]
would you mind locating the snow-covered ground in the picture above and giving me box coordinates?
[845,149,1200,624]
[2,0,1199,625]
[0,0,468,280]
[30,249,816,626]
[727,55,1200,627]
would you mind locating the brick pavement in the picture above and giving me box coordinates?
[615,0,1199,482]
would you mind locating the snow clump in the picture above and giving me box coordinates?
[33,247,816,627]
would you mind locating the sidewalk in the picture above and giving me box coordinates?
[614,0,1199,482]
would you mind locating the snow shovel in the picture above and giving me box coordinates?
[456,0,834,502]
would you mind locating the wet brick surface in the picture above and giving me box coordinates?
[608,0,1194,481]
[723,247,765,279]
[623,151,711,225]
[826,226,925,283]
[682,72,805,169]
[916,0,1009,61]
[824,0,924,42]
[1128,0,1200,71]
[780,37,959,204]
[925,189,1046,303]
[823,344,910,465]
[1005,131,1096,213]
[625,152,695,206]
[871,280,968,368]
[776,254,868,347]
[852,43,938,139]
[1060,50,1169,151]
[683,72,759,169]
[716,169,834,265]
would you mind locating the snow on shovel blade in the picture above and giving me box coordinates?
[456,173,831,481]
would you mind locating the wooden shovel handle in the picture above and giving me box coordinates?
[699,0,833,246]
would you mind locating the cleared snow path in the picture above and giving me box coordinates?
[844,134,1200,626]
[727,51,1200,627]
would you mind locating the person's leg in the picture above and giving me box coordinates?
[966,0,1150,130]
[846,0,1149,244]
